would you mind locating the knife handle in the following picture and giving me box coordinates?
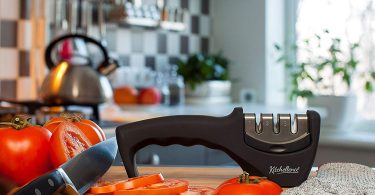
[13,170,65,195]
[116,107,244,178]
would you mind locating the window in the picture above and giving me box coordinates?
[296,0,375,119]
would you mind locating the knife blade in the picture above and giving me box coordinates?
[13,137,117,195]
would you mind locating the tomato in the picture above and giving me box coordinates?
[215,172,282,195]
[184,186,216,195]
[44,113,105,145]
[0,116,52,186]
[114,86,139,105]
[89,174,164,194]
[49,122,92,168]
[114,179,188,195]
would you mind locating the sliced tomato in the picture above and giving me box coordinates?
[113,179,188,195]
[49,122,92,168]
[89,174,164,194]
[183,186,216,195]
[44,115,105,145]
[115,173,164,190]
[89,180,117,194]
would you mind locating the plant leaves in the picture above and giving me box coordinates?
[365,81,373,92]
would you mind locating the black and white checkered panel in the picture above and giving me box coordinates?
[0,0,36,100]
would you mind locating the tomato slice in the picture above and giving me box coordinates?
[49,122,92,168]
[89,174,164,194]
[115,173,164,190]
[182,186,216,195]
[114,179,189,195]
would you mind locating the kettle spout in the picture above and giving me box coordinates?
[97,58,119,76]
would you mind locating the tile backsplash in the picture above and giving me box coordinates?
[0,0,211,100]
[0,0,45,100]
[98,0,212,71]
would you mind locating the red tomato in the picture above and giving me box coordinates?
[89,174,164,194]
[0,117,52,186]
[114,179,188,195]
[49,122,92,168]
[138,87,161,105]
[44,114,105,145]
[114,86,139,105]
[215,173,282,195]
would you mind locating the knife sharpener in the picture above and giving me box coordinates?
[116,107,320,187]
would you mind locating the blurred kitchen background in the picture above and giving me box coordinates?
[1,0,375,166]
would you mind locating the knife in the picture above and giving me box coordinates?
[13,137,118,195]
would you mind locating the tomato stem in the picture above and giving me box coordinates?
[238,172,267,184]
[0,114,32,130]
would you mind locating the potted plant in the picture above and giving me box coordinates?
[275,30,375,128]
[177,53,231,104]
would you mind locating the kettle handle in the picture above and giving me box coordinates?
[45,33,110,70]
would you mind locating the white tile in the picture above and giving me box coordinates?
[155,55,168,70]
[189,35,200,54]
[167,32,179,55]
[130,54,145,68]
[189,0,201,15]
[18,20,32,50]
[167,0,180,8]
[116,29,132,54]
[200,15,211,36]
[143,31,157,55]
[182,12,191,35]
[130,29,144,53]
[0,49,18,79]
[17,77,36,100]
[0,0,19,20]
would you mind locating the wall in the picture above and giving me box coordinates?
[211,0,287,104]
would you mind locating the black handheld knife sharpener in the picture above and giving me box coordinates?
[116,107,320,187]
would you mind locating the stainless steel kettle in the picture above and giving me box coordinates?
[40,34,116,105]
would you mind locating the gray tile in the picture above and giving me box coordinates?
[168,56,180,65]
[0,80,17,99]
[119,55,130,66]
[181,0,189,9]
[20,0,31,19]
[145,56,156,70]
[201,0,210,15]
[180,35,189,54]
[19,50,30,76]
[0,20,18,48]
[131,30,144,53]
[191,15,200,34]
[201,37,209,54]
[157,33,167,54]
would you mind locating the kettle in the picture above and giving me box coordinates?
[40,34,117,105]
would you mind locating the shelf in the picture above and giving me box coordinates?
[116,17,186,31]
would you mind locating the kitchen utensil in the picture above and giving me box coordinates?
[41,33,115,105]
[13,137,117,195]
[116,107,320,187]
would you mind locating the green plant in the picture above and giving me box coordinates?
[275,30,374,101]
[177,53,229,89]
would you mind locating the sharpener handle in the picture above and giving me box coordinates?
[116,107,244,178]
